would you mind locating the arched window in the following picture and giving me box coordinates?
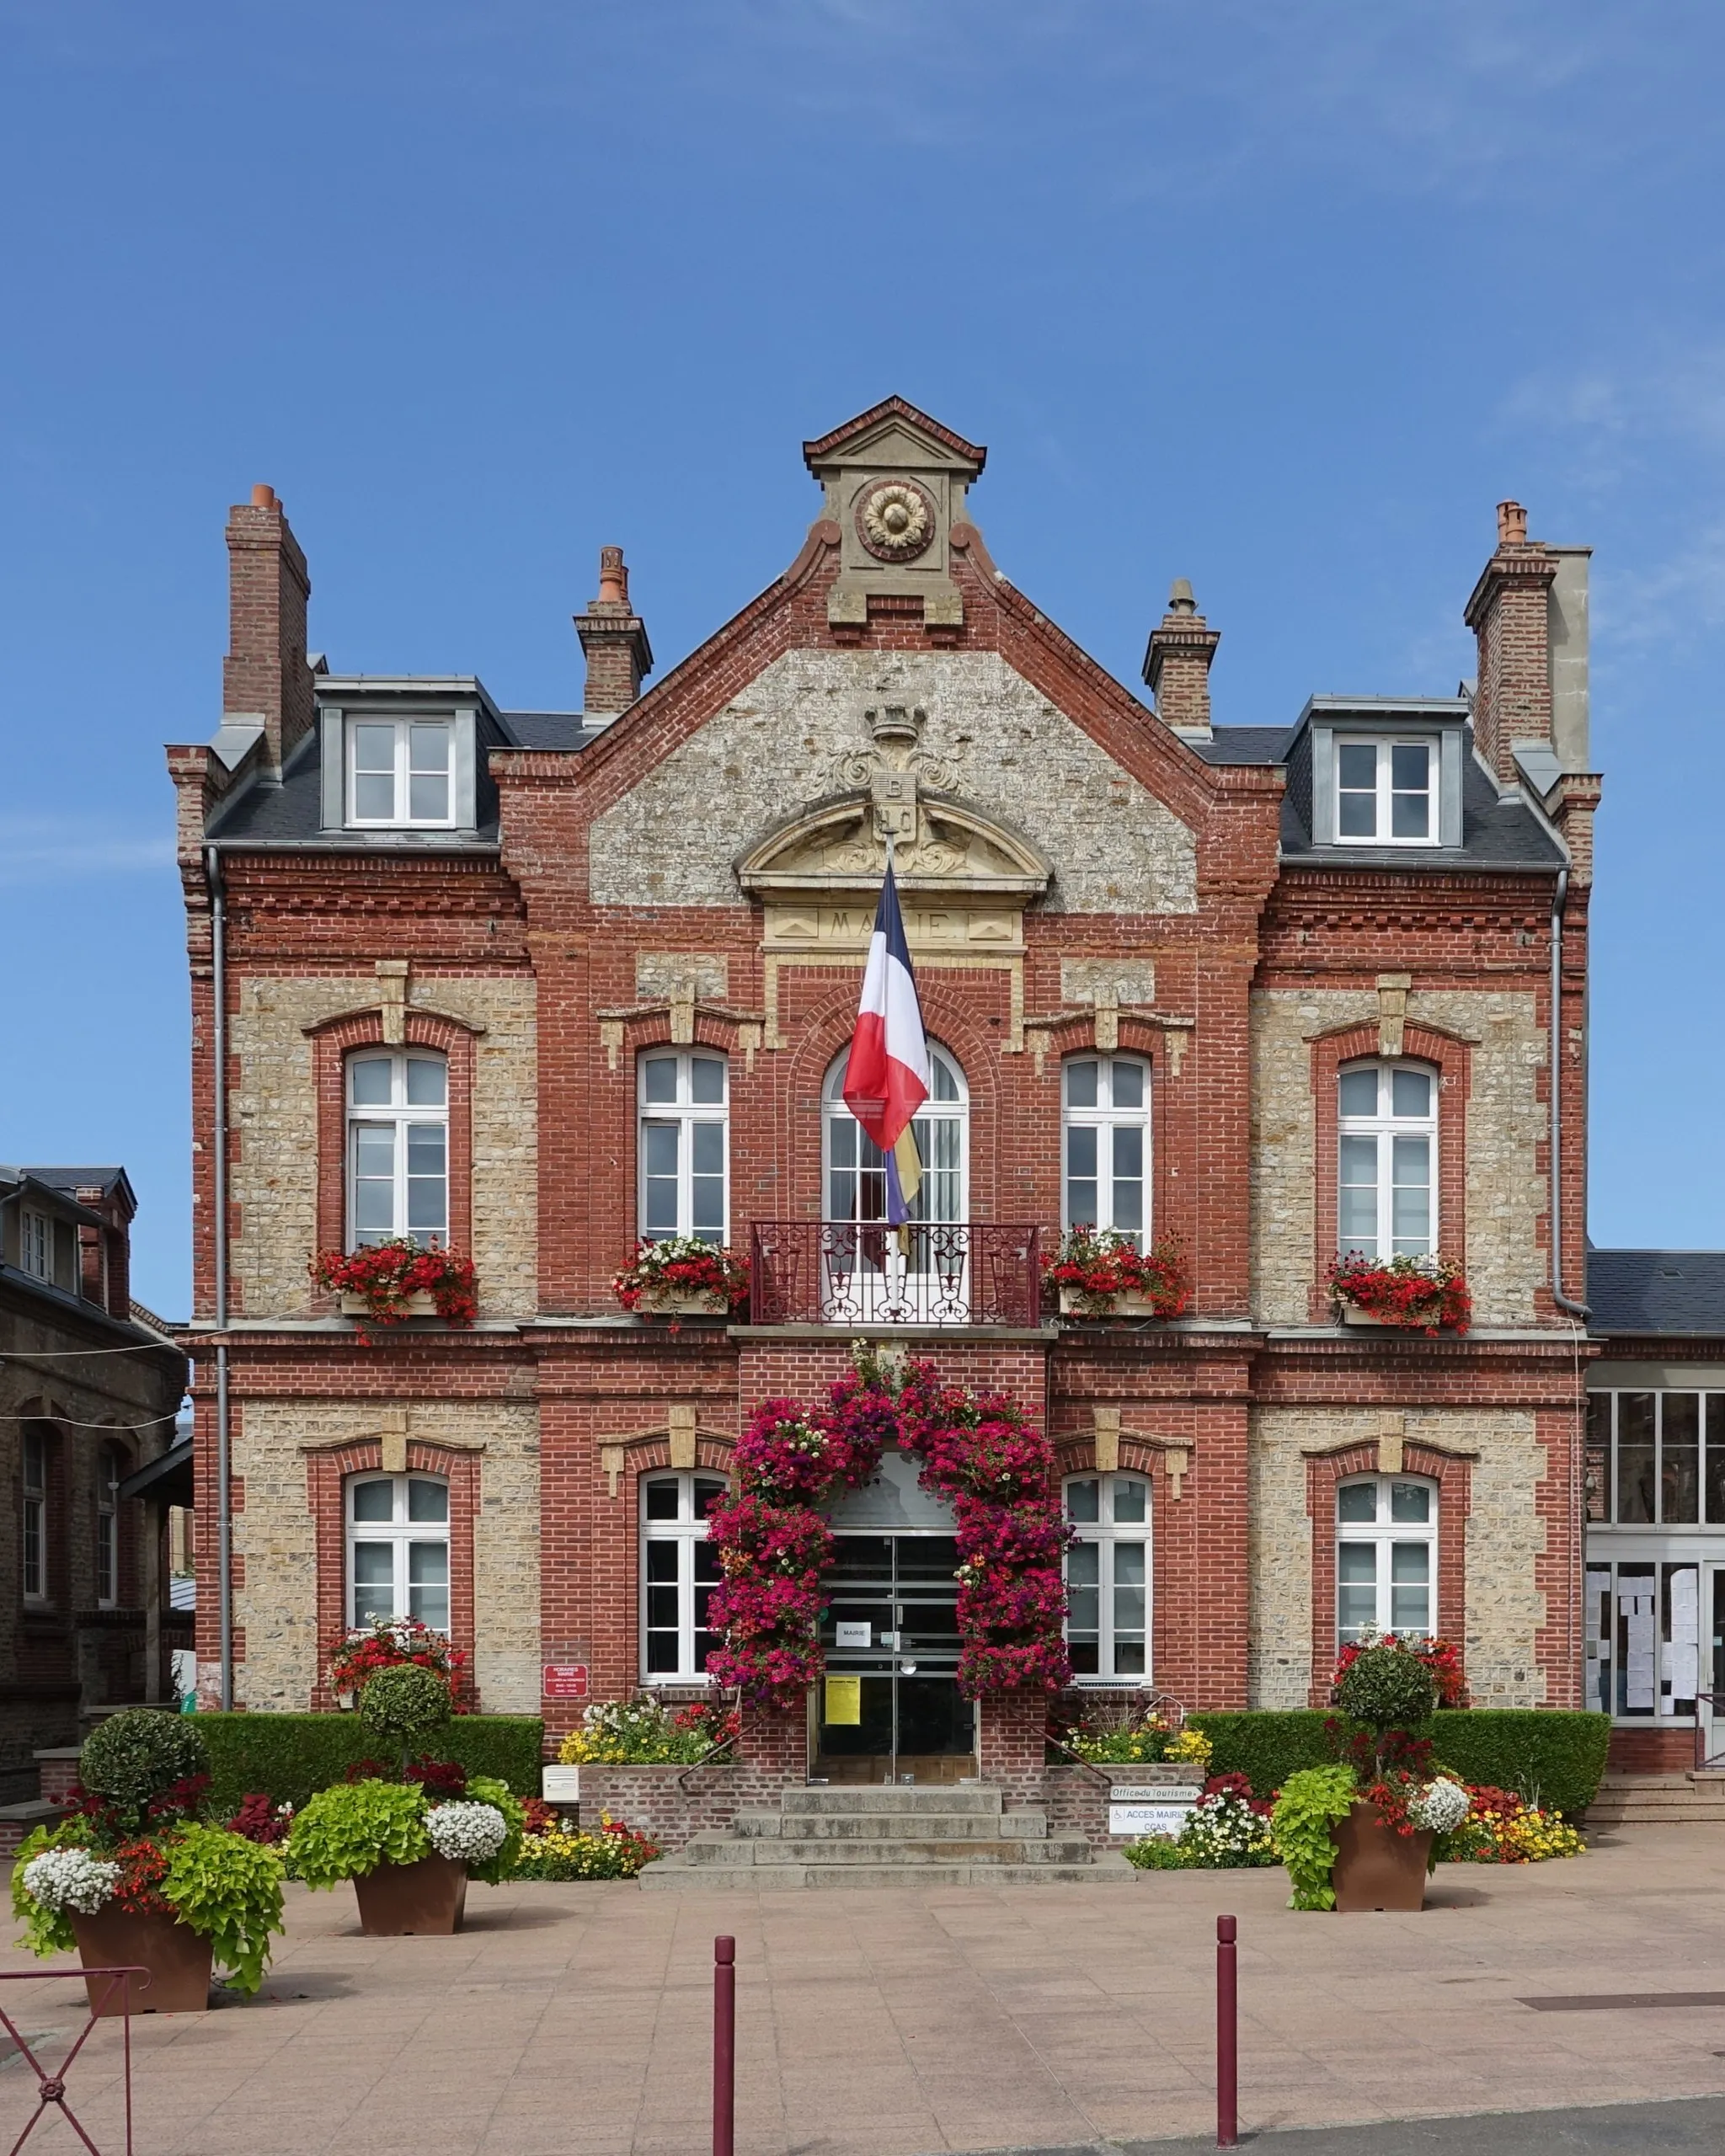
[347,1472,450,1630]
[96,1444,123,1608]
[347,1050,448,1249]
[824,1043,966,1225]
[638,1050,729,1244]
[21,1426,50,1604]
[1064,1472,1151,1681]
[1337,1476,1437,1646]
[1338,1061,1436,1260]
[641,1470,728,1683]
[1063,1055,1150,1245]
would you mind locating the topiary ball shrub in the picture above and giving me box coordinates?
[80,1709,211,1828]
[1335,1641,1438,1743]
[358,1664,452,1772]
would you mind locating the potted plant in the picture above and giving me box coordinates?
[1327,1252,1471,1334]
[1044,1229,1191,1320]
[328,1614,471,1710]
[1270,1640,1469,1912]
[612,1235,749,1318]
[311,1239,478,1338]
[285,1666,523,1935]
[10,1711,285,2014]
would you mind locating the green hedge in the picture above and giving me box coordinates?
[1187,1709,1611,1817]
[192,1714,544,1813]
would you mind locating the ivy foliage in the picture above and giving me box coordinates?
[162,1825,286,1994]
[286,1778,431,1887]
[80,1712,211,1831]
[1270,1764,1359,1911]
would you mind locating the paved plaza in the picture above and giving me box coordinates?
[7,1827,1725,2154]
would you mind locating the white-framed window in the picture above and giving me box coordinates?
[1337,1476,1437,1646]
[347,717,456,828]
[1063,1056,1150,1245]
[21,1428,48,1603]
[1338,1061,1436,1260]
[638,1051,729,1244]
[824,1043,966,1225]
[1334,738,1436,845]
[347,1050,449,1249]
[347,1473,451,1630]
[641,1470,728,1682]
[1064,1472,1151,1681]
[20,1209,51,1283]
[96,1444,121,1608]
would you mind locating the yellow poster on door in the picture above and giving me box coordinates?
[823,1674,862,1726]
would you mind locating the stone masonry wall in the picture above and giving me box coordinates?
[233,1396,541,1711]
[1250,986,1546,1327]
[228,974,537,1318]
[588,648,1199,915]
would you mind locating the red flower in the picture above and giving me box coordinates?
[311,1241,478,1342]
[1326,1253,1471,1334]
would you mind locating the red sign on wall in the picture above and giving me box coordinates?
[542,1664,590,1700]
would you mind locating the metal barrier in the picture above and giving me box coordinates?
[1215,1915,1238,2147]
[0,1967,142,2156]
[749,1220,1043,1328]
[712,1936,734,2156]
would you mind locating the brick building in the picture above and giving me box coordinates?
[168,402,1600,1791]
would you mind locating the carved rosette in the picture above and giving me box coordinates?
[857,479,936,562]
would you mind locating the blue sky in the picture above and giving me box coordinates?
[4,1,1724,1315]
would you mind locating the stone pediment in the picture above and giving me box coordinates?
[737,792,1050,902]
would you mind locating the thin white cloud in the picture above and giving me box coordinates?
[0,820,176,885]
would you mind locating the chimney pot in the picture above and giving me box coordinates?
[1143,578,1220,737]
[595,545,629,607]
[575,545,653,720]
[1497,499,1527,547]
[251,483,277,509]
[1168,578,1197,615]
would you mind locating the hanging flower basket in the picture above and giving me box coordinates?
[329,1617,471,1708]
[1327,1253,1471,1335]
[312,1241,478,1340]
[613,1237,749,1319]
[1044,1230,1191,1320]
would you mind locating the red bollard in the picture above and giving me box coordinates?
[713,1935,736,2156]
[1215,1914,1238,2148]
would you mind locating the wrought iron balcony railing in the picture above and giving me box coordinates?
[749,1220,1043,1329]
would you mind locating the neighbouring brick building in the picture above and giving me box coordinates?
[1,1166,190,1801]
[168,400,1603,1796]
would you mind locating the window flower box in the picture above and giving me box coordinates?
[633,1286,732,1318]
[313,1240,478,1338]
[613,1237,748,1320]
[339,1289,438,1318]
[1327,1253,1471,1335]
[1044,1229,1190,1321]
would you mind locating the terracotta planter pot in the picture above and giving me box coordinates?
[69,1908,213,2015]
[1330,1800,1434,1912]
[352,1854,467,1935]
[634,1288,730,1317]
[1057,1287,1172,1319]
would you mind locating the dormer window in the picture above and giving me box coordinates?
[20,1209,51,1283]
[348,718,456,828]
[1336,739,1434,844]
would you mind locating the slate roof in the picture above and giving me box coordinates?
[24,1166,133,1204]
[1192,726,1293,766]
[1588,1250,1725,1338]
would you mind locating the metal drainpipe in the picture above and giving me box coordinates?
[1549,864,1589,1717]
[206,845,234,1712]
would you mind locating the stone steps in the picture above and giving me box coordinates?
[1585,1774,1725,1827]
[640,1782,1130,1892]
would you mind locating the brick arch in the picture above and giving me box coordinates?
[1309,1021,1471,1323]
[1303,1440,1471,1706]
[311,1014,476,1278]
[308,1438,479,1710]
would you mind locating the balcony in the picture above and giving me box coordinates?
[748,1221,1044,1330]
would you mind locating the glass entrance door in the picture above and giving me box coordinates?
[812,1531,976,1785]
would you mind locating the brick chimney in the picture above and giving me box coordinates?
[575,546,653,723]
[1463,499,1559,787]
[222,483,314,774]
[1142,579,1220,739]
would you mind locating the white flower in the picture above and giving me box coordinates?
[1409,1776,1471,1833]
[425,1801,508,1865]
[23,1846,121,1915]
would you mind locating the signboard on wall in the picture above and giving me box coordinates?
[1108,1799,1199,1839]
[542,1664,590,1700]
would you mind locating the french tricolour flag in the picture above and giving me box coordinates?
[842,861,930,1226]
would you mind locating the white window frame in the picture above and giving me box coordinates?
[1062,1055,1151,1246]
[345,716,457,830]
[346,1050,449,1250]
[823,1043,968,1227]
[640,1470,729,1684]
[1333,736,1438,846]
[19,1209,51,1283]
[1063,1471,1152,1684]
[1336,1475,1438,1646]
[345,1472,451,1632]
[637,1050,730,1245]
[22,1428,48,1604]
[1338,1059,1437,1262]
[96,1445,120,1609]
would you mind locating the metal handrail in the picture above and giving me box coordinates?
[1695,1693,1725,1773]
[675,1732,740,1790]
[1044,1732,1114,1789]
[749,1219,1044,1328]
